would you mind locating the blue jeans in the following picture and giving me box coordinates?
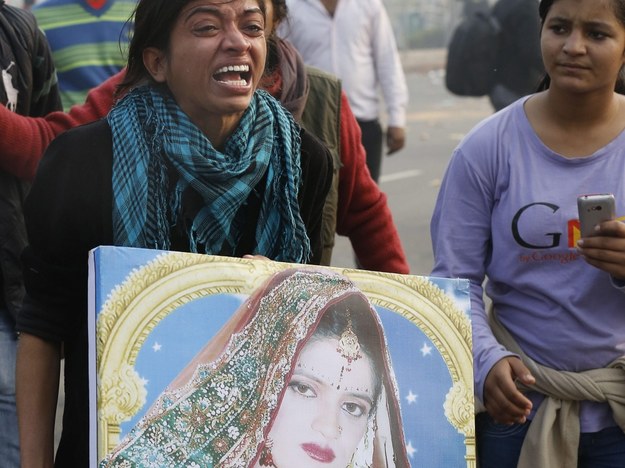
[477,412,625,468]
[0,307,19,467]
[578,426,625,468]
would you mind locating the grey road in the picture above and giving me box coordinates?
[330,57,493,275]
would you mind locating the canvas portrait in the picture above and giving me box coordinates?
[89,246,474,467]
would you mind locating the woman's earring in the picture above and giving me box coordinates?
[259,438,276,467]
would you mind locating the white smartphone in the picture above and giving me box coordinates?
[577,193,616,237]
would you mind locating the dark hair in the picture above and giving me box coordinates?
[312,295,385,410]
[537,0,625,92]
[539,0,625,22]
[263,0,288,75]
[117,0,267,95]
[270,0,288,32]
[265,36,281,75]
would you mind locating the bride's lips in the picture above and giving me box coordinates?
[301,443,336,463]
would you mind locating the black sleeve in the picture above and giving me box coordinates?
[29,16,62,115]
[17,119,113,341]
[0,5,62,115]
[297,127,333,265]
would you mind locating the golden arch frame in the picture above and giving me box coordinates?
[95,253,475,466]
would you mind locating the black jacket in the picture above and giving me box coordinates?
[489,0,545,110]
[0,1,61,320]
[18,118,332,466]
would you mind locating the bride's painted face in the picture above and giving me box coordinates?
[264,337,375,467]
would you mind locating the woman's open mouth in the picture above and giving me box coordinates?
[213,64,252,87]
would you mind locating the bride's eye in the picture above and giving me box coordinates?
[288,380,317,398]
[342,401,367,418]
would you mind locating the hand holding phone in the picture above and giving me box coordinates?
[577,193,616,237]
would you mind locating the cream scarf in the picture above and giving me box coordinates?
[489,308,625,468]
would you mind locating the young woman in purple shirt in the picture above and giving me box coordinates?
[432,0,625,466]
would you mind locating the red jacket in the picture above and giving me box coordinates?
[0,71,116,179]
[334,92,409,273]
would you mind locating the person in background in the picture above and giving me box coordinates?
[32,0,135,110]
[488,0,544,111]
[278,0,408,183]
[254,0,409,272]
[432,0,625,466]
[15,0,333,465]
[462,0,489,16]
[0,0,410,275]
[0,2,61,467]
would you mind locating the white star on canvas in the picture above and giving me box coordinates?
[405,390,417,404]
[152,342,162,352]
[139,376,149,387]
[420,342,432,356]
[406,440,417,458]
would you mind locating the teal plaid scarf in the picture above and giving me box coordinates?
[108,86,310,262]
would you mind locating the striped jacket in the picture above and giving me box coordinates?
[33,0,135,110]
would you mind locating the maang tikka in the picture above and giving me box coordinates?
[337,310,362,369]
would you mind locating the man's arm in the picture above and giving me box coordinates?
[16,333,61,468]
[370,2,408,151]
[336,93,409,274]
[0,70,121,180]
[386,126,406,155]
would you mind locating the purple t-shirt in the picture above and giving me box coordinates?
[431,97,625,432]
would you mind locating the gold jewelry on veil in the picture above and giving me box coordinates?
[337,311,362,365]
[259,437,276,467]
